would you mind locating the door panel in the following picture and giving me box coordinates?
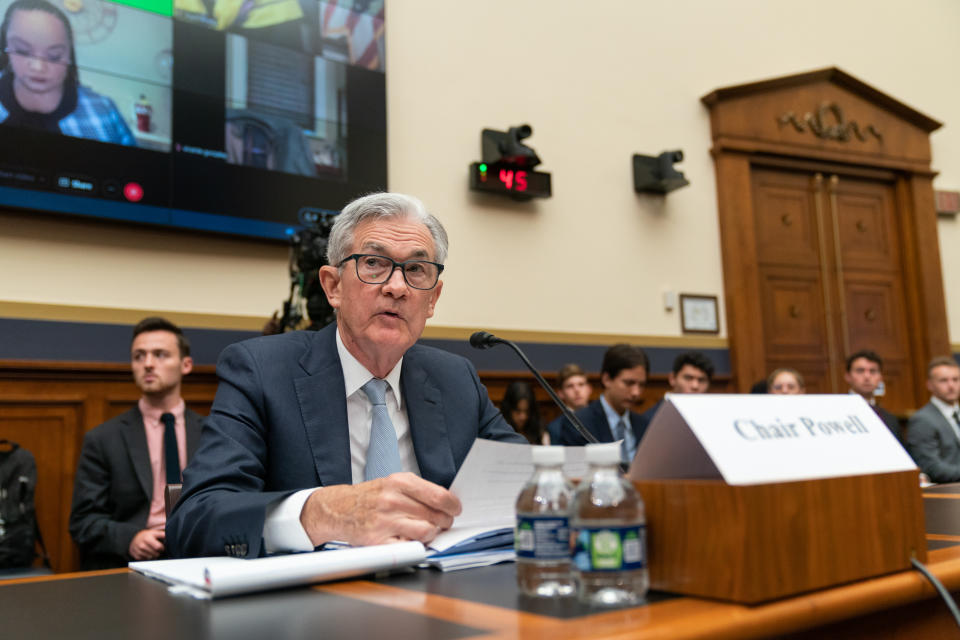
[843,276,910,357]
[759,267,830,358]
[833,177,901,271]
[753,169,821,268]
[750,166,916,413]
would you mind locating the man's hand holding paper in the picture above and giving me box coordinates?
[300,472,462,546]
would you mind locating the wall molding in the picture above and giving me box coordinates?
[1,300,730,349]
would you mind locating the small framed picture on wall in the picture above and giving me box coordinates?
[680,294,720,334]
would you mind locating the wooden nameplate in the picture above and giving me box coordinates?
[635,470,926,604]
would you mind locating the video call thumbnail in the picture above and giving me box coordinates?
[0,0,386,239]
[0,0,173,150]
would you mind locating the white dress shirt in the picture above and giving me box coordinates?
[262,328,420,553]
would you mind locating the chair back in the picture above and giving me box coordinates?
[164,484,183,519]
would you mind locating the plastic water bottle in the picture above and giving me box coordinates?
[572,443,648,606]
[515,445,575,597]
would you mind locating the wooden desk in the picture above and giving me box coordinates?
[3,487,960,640]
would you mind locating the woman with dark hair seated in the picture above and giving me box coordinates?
[500,380,545,445]
[0,0,134,145]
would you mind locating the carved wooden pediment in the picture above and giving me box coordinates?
[701,67,941,171]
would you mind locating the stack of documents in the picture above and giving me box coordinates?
[132,441,588,595]
[425,548,516,571]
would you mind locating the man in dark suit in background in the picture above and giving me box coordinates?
[845,349,902,441]
[554,344,649,465]
[166,192,525,559]
[638,351,714,431]
[906,356,960,483]
[69,317,202,569]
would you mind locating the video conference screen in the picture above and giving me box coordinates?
[0,0,386,239]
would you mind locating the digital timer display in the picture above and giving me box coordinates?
[469,162,552,200]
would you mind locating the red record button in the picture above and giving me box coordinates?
[123,182,144,202]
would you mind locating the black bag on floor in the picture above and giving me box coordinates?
[0,440,48,568]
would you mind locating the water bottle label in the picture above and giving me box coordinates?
[515,515,571,560]
[572,525,646,571]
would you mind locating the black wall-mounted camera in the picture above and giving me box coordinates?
[633,150,690,194]
[481,124,541,168]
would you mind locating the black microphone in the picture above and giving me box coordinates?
[469,331,599,445]
[469,331,506,350]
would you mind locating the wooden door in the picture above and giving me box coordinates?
[751,166,915,412]
[704,68,948,411]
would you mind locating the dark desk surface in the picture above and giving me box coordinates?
[4,485,960,640]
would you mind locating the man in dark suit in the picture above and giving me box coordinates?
[166,193,525,559]
[907,356,960,483]
[637,351,714,431]
[553,344,650,465]
[69,317,202,569]
[844,349,902,441]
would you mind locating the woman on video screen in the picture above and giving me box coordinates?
[0,0,134,145]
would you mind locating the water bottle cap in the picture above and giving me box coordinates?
[585,443,621,464]
[531,445,564,466]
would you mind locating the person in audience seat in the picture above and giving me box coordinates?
[638,351,715,431]
[69,317,202,569]
[845,349,902,441]
[906,356,960,483]
[499,380,544,445]
[546,363,592,444]
[768,368,805,395]
[553,344,649,466]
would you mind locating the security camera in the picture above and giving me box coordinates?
[481,124,541,168]
[633,150,689,194]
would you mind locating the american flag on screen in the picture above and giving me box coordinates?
[321,1,385,71]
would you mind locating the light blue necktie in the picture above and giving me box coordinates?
[613,417,631,465]
[362,378,403,481]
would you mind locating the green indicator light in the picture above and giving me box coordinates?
[110,0,173,16]
[479,164,487,172]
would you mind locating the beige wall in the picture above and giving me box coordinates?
[1,0,958,343]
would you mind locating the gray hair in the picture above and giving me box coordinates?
[326,192,449,266]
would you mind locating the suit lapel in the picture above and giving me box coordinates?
[295,325,352,487]
[402,348,457,487]
[932,406,960,444]
[629,410,646,441]
[120,407,153,500]
[590,401,615,442]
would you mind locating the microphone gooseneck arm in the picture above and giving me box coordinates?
[469,331,599,445]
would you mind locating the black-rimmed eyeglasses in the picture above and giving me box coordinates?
[338,254,444,290]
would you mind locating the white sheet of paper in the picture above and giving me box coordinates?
[632,394,916,485]
[130,541,426,599]
[429,440,585,551]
